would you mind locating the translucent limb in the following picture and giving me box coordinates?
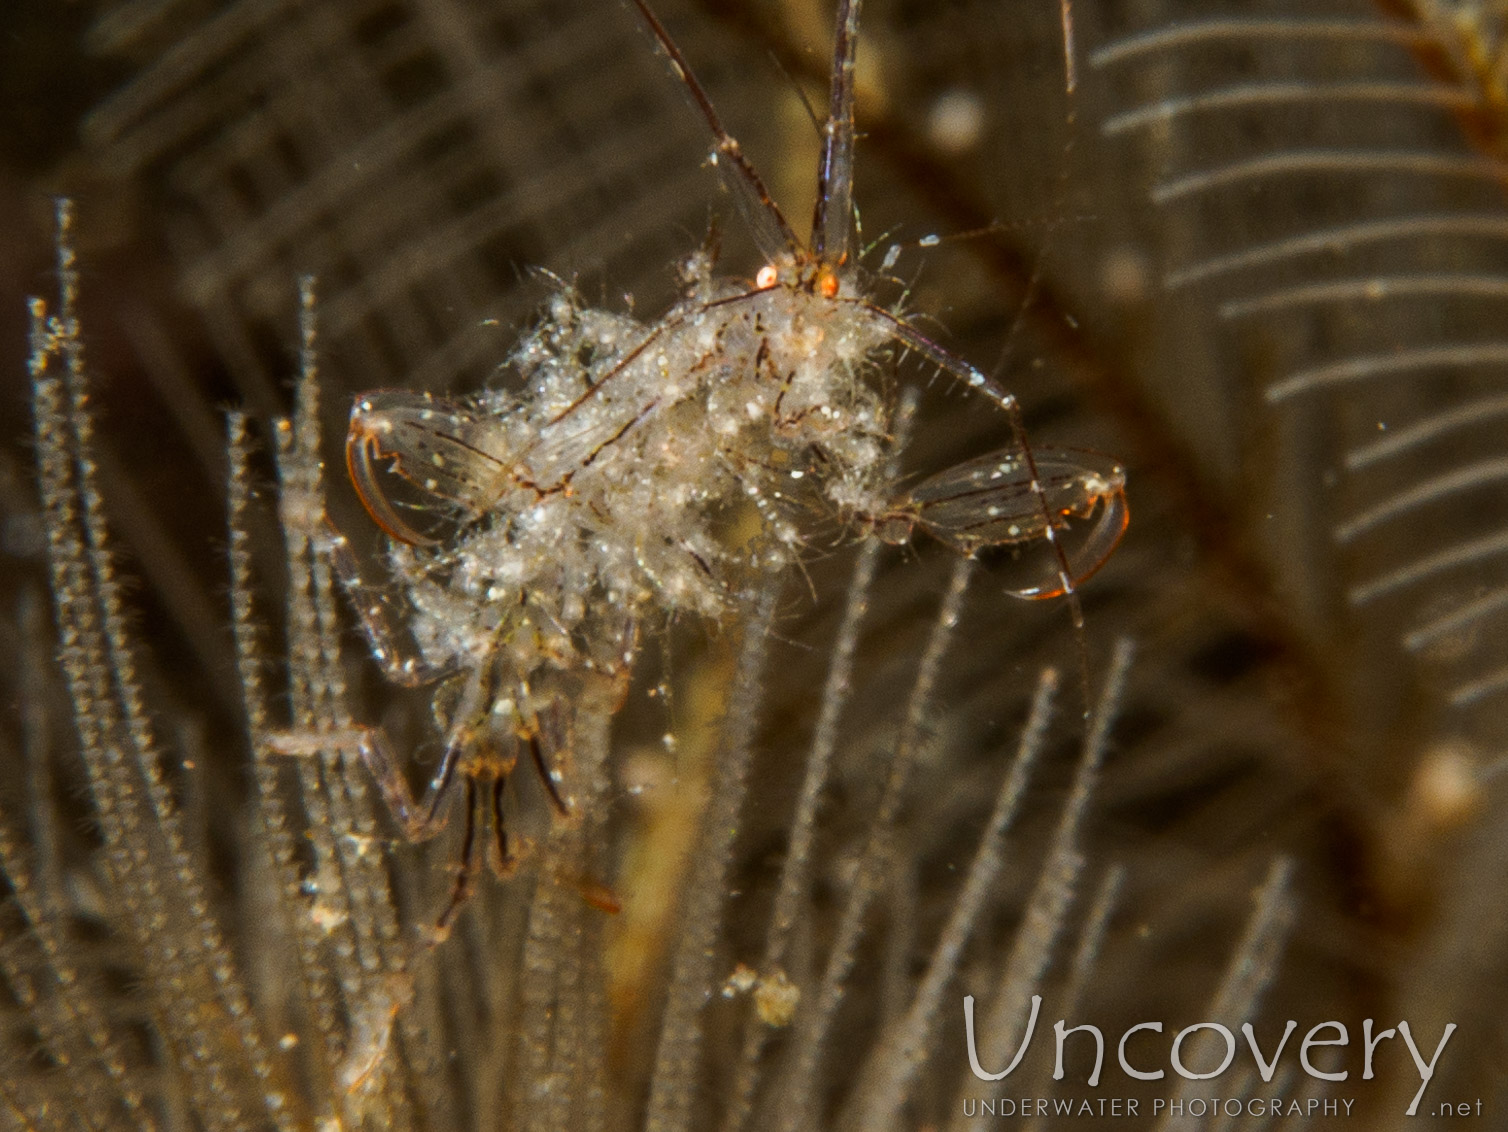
[434,779,484,939]
[876,445,1129,596]
[849,298,1110,611]
[267,723,459,844]
[317,517,459,687]
[850,298,1129,718]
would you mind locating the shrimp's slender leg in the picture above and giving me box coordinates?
[268,500,471,837]
[488,777,516,876]
[528,731,571,817]
[273,665,492,841]
[269,720,465,843]
[319,516,458,687]
[850,302,1081,601]
[851,299,1096,711]
[436,778,483,936]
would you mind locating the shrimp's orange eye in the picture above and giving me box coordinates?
[817,269,840,298]
[756,264,779,289]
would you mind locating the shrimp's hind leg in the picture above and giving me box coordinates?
[526,696,588,821]
[267,723,461,843]
[435,777,485,939]
[528,728,571,818]
[319,515,459,687]
[488,777,515,876]
[850,299,1130,718]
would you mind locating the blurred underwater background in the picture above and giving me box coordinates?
[3,0,1508,1127]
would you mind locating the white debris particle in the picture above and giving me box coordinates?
[722,963,758,997]
[754,968,801,1027]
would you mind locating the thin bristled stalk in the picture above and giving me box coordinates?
[776,555,976,1132]
[29,200,295,1129]
[2,592,154,1129]
[271,278,435,1127]
[1155,856,1295,1132]
[644,577,782,1132]
[1021,865,1125,1132]
[16,591,67,935]
[0,818,139,1131]
[228,407,347,1123]
[516,703,615,1132]
[949,638,1134,1131]
[270,297,380,1112]
[52,216,286,1123]
[33,255,232,1128]
[841,666,1059,1132]
[719,392,919,1132]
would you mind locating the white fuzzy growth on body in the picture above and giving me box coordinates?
[362,254,894,688]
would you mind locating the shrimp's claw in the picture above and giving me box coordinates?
[879,446,1128,598]
[346,392,515,546]
[347,421,440,547]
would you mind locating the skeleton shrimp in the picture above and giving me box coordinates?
[274,0,1128,933]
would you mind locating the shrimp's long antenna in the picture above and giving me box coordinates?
[628,0,800,263]
[812,0,862,265]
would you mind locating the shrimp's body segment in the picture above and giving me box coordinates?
[276,0,1127,931]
